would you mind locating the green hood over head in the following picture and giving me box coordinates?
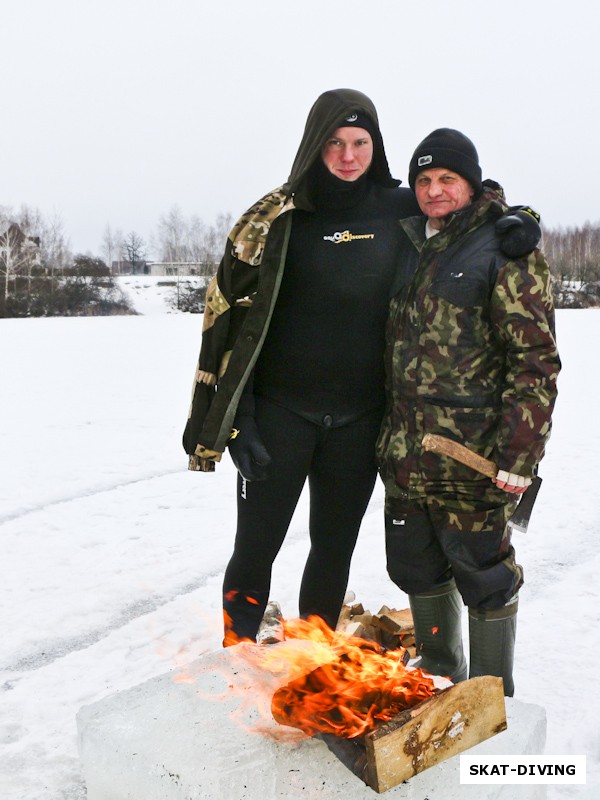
[285,88,400,205]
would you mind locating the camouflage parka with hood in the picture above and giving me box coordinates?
[376,187,561,500]
[183,88,413,471]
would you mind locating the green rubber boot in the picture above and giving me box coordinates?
[409,579,468,683]
[468,597,518,697]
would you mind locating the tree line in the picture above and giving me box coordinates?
[0,204,232,317]
[541,220,600,308]
[542,221,600,284]
[2,202,600,317]
[99,207,233,275]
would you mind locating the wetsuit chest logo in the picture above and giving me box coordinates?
[323,229,376,244]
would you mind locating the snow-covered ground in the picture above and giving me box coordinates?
[0,294,598,799]
[117,274,206,316]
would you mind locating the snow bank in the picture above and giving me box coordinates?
[117,275,206,316]
[1,309,599,800]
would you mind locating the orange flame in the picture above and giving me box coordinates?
[221,614,438,740]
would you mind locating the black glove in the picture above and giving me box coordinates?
[495,206,541,259]
[227,415,271,481]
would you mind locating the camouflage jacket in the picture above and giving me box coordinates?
[376,192,560,499]
[182,189,295,471]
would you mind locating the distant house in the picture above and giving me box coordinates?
[111,260,211,277]
[111,259,148,276]
[144,261,212,277]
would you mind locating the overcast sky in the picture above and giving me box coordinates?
[2,0,598,256]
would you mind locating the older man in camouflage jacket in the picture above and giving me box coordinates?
[376,129,560,695]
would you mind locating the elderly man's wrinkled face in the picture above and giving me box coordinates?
[414,168,474,221]
[321,127,373,181]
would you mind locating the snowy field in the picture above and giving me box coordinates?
[1,298,599,799]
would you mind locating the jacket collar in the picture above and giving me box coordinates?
[400,184,507,253]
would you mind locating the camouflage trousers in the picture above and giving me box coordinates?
[384,489,523,611]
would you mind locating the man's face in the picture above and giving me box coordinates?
[321,126,373,181]
[414,168,474,220]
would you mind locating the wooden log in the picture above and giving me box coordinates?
[274,675,505,792]
[317,733,369,785]
[336,602,416,660]
[336,604,354,630]
[377,630,400,651]
[342,615,386,646]
[349,612,376,628]
[256,601,285,644]
[342,620,366,638]
[377,608,414,632]
[364,676,506,793]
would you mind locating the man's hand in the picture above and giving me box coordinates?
[495,206,541,259]
[228,416,271,481]
[494,469,532,495]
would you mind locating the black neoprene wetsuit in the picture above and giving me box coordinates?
[222,178,420,637]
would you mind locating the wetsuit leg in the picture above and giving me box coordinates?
[299,410,382,628]
[223,399,317,641]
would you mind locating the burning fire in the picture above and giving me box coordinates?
[221,611,438,740]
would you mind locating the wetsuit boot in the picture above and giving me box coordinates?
[222,588,269,647]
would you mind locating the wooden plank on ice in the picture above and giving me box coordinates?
[364,676,506,793]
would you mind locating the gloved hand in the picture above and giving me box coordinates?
[494,469,532,495]
[227,415,272,481]
[495,206,541,259]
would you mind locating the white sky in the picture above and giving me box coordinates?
[2,0,598,255]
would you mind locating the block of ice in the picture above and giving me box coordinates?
[77,643,547,800]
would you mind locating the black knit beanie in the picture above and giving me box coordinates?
[339,111,378,137]
[408,128,482,194]
[336,110,392,189]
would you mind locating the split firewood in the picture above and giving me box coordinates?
[376,608,414,633]
[257,596,417,658]
[336,594,417,659]
[274,653,507,793]
[344,620,369,640]
[256,600,285,644]
[364,676,506,792]
[336,604,354,630]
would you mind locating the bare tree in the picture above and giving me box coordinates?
[151,208,233,275]
[543,219,600,286]
[122,231,146,273]
[40,212,71,273]
[186,214,207,264]
[0,222,42,314]
[155,205,189,262]
[214,212,233,244]
[1,225,27,305]
[202,212,233,272]
[100,224,126,275]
